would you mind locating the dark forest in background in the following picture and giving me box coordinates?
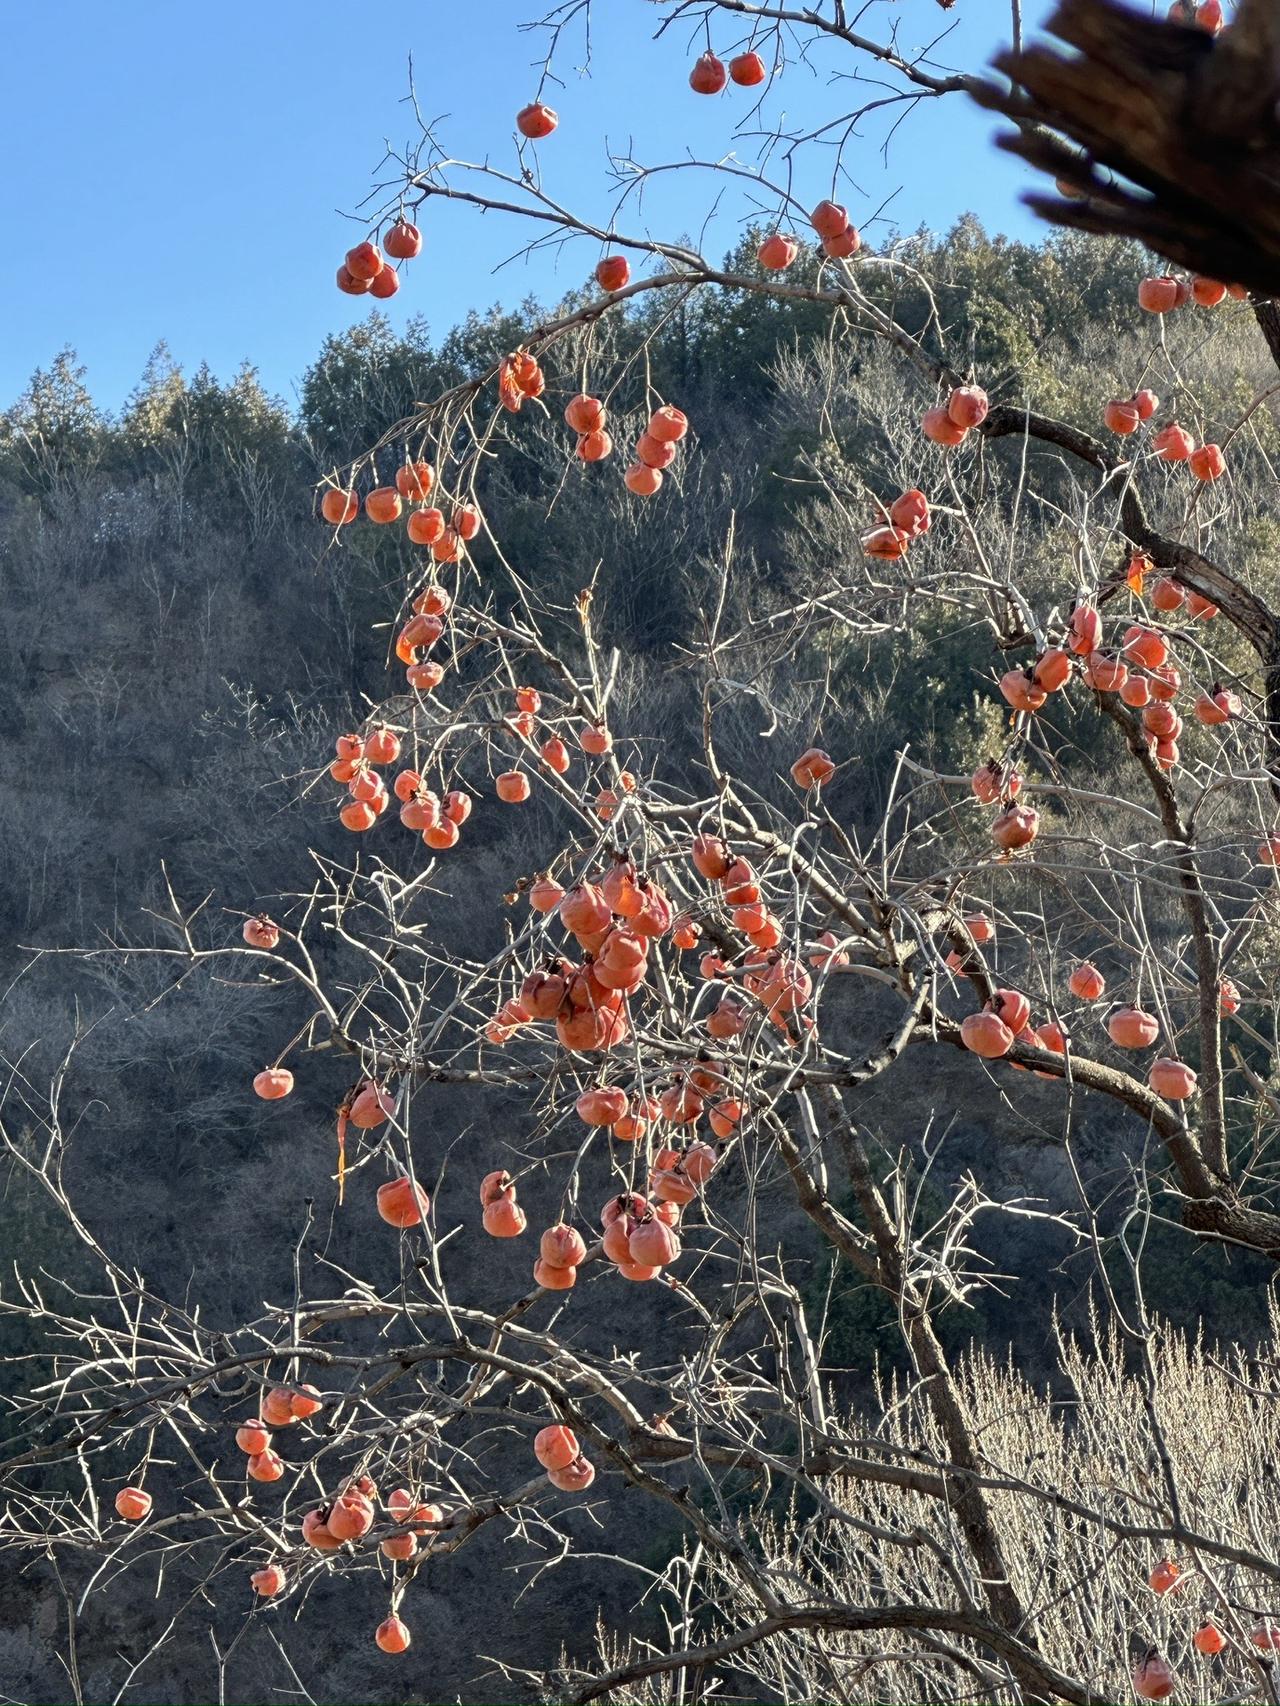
[2,220,1277,1701]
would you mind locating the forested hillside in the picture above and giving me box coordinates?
[1,221,1257,1315]
[5,206,1280,1701]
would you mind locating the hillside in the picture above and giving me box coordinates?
[4,217,1280,1702]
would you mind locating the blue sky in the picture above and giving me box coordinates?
[0,0,1056,416]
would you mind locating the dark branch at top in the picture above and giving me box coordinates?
[971,0,1280,300]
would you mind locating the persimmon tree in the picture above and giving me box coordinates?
[7,2,1280,1702]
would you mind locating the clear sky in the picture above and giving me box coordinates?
[0,0,1056,417]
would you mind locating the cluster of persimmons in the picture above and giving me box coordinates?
[895,274,1260,1128]
[105,28,1263,1667]
[223,269,1255,1655]
[220,567,852,1639]
[1128,1556,1280,1700]
[924,394,1246,1102]
[334,222,421,301]
[1090,269,1251,478]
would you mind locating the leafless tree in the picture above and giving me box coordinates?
[5,3,1280,1701]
